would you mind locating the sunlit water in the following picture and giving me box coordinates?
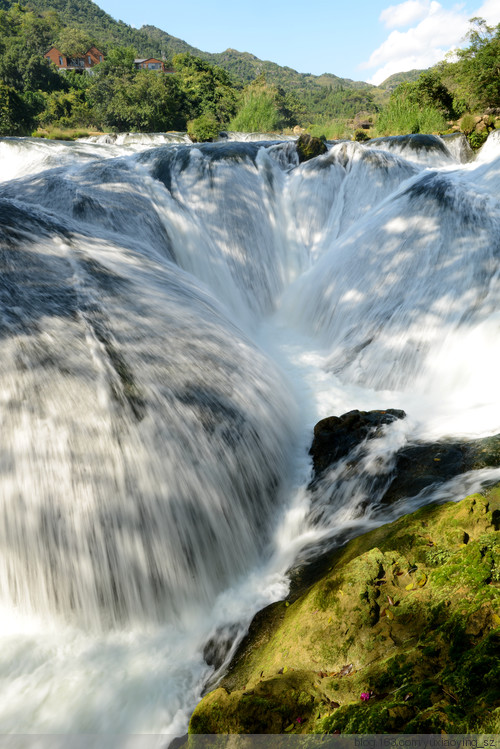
[0,130,499,739]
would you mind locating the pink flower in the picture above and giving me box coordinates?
[296,717,302,723]
[360,692,370,701]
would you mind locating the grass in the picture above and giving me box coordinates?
[229,90,283,133]
[306,118,353,141]
[375,100,448,136]
[32,127,105,141]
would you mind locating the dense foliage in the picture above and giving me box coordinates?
[441,18,500,112]
[0,3,241,135]
[0,0,383,135]
[0,0,498,139]
[377,20,500,137]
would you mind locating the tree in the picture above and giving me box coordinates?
[0,79,37,133]
[57,26,93,57]
[387,71,455,121]
[187,112,219,142]
[98,45,136,74]
[452,19,500,110]
[88,67,185,131]
[173,53,239,124]
[38,87,92,127]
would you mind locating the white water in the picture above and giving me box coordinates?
[0,130,500,738]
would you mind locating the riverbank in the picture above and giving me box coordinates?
[189,486,500,734]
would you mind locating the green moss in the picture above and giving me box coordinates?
[189,487,500,734]
[353,128,370,142]
[296,133,327,162]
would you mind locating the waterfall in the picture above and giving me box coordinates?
[0,130,499,735]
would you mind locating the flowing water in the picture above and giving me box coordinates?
[1,130,500,741]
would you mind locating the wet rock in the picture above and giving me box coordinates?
[309,408,500,505]
[369,133,451,155]
[382,433,500,504]
[203,622,241,670]
[309,409,406,475]
[296,133,327,163]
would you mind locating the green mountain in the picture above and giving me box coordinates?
[141,24,376,95]
[379,69,425,91]
[1,0,163,58]
[10,0,382,102]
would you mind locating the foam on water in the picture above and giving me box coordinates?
[0,130,499,736]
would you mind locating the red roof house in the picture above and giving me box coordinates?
[45,46,104,72]
[134,58,168,72]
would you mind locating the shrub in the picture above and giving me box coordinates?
[187,113,220,142]
[229,89,281,133]
[353,128,370,142]
[229,77,296,133]
[467,130,489,149]
[460,113,476,135]
[307,118,350,140]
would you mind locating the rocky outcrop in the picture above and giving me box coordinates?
[309,409,405,474]
[189,487,500,734]
[309,408,500,505]
[296,133,327,163]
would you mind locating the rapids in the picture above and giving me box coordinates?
[0,130,500,739]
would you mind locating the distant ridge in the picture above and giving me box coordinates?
[9,0,425,117]
[379,69,424,91]
[142,24,376,93]
[14,0,382,94]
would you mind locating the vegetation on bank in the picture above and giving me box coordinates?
[228,75,297,133]
[0,0,499,143]
[189,487,500,734]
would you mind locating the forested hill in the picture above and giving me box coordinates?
[379,69,424,91]
[0,0,165,58]
[142,24,375,93]
[2,0,375,94]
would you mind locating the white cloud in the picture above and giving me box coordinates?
[380,0,432,29]
[476,0,500,24]
[361,0,481,85]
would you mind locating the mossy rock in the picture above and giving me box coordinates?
[189,487,500,734]
[296,133,327,163]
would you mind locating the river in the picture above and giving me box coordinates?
[0,130,499,743]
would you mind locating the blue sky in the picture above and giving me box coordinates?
[95,0,500,84]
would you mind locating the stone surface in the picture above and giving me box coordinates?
[308,408,500,505]
[189,488,500,734]
[296,133,327,163]
[309,409,405,475]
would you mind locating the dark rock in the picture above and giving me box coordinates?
[167,735,188,749]
[382,442,465,504]
[296,133,328,163]
[382,432,500,504]
[202,622,241,670]
[309,408,500,506]
[369,133,451,155]
[309,409,406,475]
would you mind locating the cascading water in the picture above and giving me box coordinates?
[0,130,500,739]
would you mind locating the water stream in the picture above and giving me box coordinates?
[0,130,499,740]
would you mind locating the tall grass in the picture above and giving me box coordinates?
[375,100,447,136]
[32,128,94,140]
[306,119,351,140]
[228,90,282,133]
